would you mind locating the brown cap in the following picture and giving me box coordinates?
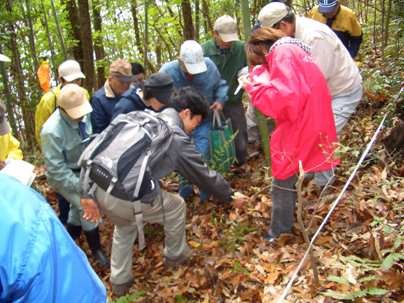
[57,84,92,119]
[109,59,135,82]
[214,15,239,42]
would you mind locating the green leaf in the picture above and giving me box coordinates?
[366,288,389,296]
[381,253,403,270]
[327,275,350,285]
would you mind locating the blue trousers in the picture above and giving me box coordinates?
[179,120,210,201]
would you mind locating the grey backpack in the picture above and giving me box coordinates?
[79,110,172,205]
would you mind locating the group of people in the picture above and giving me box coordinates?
[0,0,364,300]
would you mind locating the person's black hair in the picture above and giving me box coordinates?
[169,87,209,120]
[131,62,145,75]
[273,6,295,29]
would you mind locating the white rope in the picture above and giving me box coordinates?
[276,113,388,303]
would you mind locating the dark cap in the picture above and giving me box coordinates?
[143,72,174,105]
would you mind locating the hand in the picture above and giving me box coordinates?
[81,198,101,223]
[232,191,250,209]
[0,161,5,170]
[210,102,224,111]
[238,75,251,90]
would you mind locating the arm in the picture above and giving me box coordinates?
[112,98,133,120]
[172,134,233,202]
[212,63,229,105]
[35,93,56,144]
[6,134,23,160]
[41,131,80,194]
[245,52,301,123]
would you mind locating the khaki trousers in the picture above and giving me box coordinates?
[95,188,188,285]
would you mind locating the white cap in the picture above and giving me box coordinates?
[57,83,92,119]
[214,15,239,42]
[179,40,207,75]
[258,2,289,28]
[58,60,86,82]
[0,54,11,62]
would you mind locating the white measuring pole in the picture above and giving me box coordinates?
[277,113,388,303]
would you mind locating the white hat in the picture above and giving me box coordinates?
[179,40,207,75]
[258,2,289,28]
[58,60,86,82]
[0,54,11,62]
[57,84,92,119]
[214,15,239,42]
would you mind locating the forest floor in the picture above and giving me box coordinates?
[34,55,403,303]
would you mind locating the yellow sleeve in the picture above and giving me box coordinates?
[35,92,56,144]
[350,12,362,37]
[0,133,23,161]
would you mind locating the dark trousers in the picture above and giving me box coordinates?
[56,192,70,225]
[269,176,298,237]
[223,102,248,165]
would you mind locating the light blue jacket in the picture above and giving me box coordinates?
[0,173,106,302]
[159,58,229,105]
[41,108,92,208]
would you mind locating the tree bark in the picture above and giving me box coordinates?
[41,0,58,81]
[50,0,67,59]
[6,0,35,149]
[63,0,83,62]
[78,0,96,92]
[181,0,195,40]
[24,0,39,70]
[92,0,106,88]
[201,0,213,34]
[194,0,200,41]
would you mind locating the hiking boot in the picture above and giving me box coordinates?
[84,228,110,268]
[164,246,193,268]
[111,279,133,297]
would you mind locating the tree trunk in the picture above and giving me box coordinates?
[194,0,200,40]
[63,0,83,62]
[50,0,67,59]
[41,0,58,81]
[92,0,106,88]
[24,0,39,70]
[201,0,213,34]
[181,0,195,40]
[144,0,149,71]
[78,0,96,92]
[6,0,35,149]
[383,0,393,50]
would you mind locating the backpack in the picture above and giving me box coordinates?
[79,110,173,205]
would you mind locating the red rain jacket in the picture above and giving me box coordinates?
[246,38,339,180]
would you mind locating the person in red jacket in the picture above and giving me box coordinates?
[241,27,339,242]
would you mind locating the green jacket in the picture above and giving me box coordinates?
[41,108,92,208]
[202,39,247,105]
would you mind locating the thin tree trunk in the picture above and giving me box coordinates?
[144,0,149,72]
[78,0,96,92]
[24,0,39,70]
[6,0,35,149]
[50,0,67,59]
[63,0,83,62]
[383,0,393,49]
[41,0,58,81]
[201,0,213,34]
[92,0,106,88]
[194,0,200,41]
[181,0,195,40]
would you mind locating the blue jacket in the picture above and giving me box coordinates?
[112,86,149,120]
[0,173,106,302]
[159,58,229,105]
[91,81,123,133]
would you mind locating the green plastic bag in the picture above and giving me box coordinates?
[209,110,236,173]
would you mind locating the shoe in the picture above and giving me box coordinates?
[264,232,277,244]
[84,228,110,268]
[111,279,133,297]
[164,246,193,268]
